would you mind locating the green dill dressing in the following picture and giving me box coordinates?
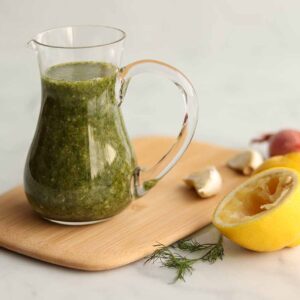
[24,61,137,223]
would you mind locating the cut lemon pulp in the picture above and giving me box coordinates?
[213,168,300,252]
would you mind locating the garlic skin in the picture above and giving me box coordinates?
[184,166,223,198]
[227,149,264,175]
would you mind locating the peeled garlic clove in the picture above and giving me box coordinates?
[184,166,222,198]
[227,149,264,175]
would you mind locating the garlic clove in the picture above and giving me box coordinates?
[184,166,222,198]
[227,149,264,175]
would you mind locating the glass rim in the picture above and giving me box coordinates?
[31,25,126,49]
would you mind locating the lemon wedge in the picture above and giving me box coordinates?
[213,168,300,252]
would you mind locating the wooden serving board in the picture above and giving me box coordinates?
[0,137,246,271]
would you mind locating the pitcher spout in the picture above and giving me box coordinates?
[27,39,37,51]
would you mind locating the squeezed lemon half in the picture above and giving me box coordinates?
[254,153,300,247]
[213,168,300,252]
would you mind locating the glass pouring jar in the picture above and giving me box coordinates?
[24,25,198,225]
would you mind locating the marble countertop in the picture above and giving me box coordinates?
[1,225,300,300]
[2,0,300,299]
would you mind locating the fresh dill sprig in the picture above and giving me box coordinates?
[145,235,224,282]
[145,243,195,282]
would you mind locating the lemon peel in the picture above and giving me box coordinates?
[254,152,300,175]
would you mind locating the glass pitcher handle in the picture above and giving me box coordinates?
[117,60,199,197]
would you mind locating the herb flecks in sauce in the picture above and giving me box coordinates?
[24,61,136,223]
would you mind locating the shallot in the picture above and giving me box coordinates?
[252,129,300,157]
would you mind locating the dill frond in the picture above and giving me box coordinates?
[145,235,224,282]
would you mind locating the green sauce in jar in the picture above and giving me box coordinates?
[24,61,137,224]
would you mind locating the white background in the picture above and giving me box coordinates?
[1,0,300,299]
